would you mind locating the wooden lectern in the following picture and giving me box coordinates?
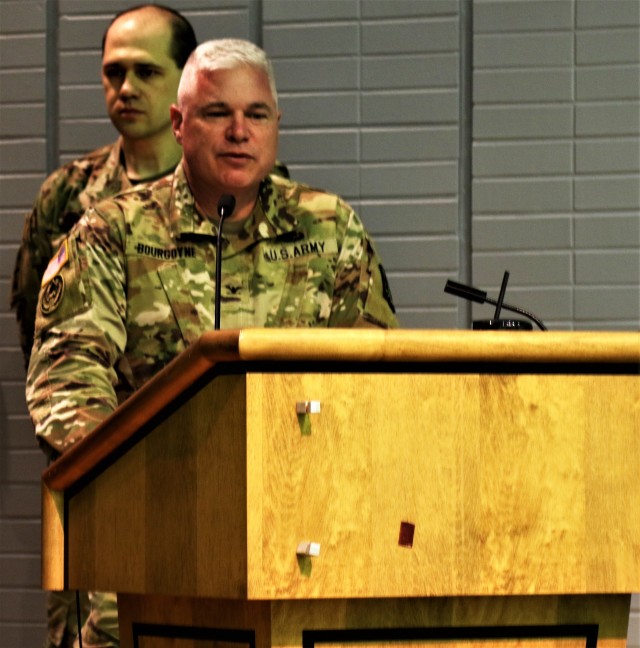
[41,329,640,648]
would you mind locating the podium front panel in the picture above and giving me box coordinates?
[246,371,639,599]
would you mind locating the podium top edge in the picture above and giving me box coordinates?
[215,328,640,365]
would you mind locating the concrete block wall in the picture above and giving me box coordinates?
[472,0,640,329]
[0,1,49,645]
[0,1,637,646]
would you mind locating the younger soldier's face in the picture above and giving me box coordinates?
[101,10,182,142]
[171,65,280,213]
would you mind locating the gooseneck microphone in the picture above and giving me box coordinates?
[214,194,235,330]
[444,271,547,331]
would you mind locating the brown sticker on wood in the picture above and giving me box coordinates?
[398,521,415,548]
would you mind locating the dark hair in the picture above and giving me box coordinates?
[101,4,197,69]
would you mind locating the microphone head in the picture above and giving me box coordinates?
[444,280,487,304]
[217,194,236,219]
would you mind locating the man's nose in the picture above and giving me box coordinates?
[119,71,139,97]
[227,113,248,141]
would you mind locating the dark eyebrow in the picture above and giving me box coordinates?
[102,61,164,71]
[134,62,163,71]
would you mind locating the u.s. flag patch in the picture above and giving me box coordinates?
[42,239,69,286]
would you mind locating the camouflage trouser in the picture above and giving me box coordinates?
[44,589,90,648]
[73,591,119,648]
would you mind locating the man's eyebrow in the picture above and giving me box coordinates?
[247,102,274,113]
[102,60,163,70]
[201,101,229,111]
[200,102,274,113]
[134,62,163,70]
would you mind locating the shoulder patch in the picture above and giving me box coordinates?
[42,240,69,286]
[41,275,65,315]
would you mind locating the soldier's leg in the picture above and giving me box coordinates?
[75,591,119,648]
[44,589,89,648]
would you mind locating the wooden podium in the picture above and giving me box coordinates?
[41,329,640,648]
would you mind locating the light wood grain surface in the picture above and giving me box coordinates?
[41,484,64,590]
[231,328,640,363]
[246,372,639,599]
[60,370,639,599]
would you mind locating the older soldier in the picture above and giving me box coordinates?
[10,5,197,648]
[26,39,397,647]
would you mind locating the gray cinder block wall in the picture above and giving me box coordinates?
[0,1,638,646]
[472,0,640,329]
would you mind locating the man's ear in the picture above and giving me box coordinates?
[170,104,183,144]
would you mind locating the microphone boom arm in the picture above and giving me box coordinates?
[444,279,547,331]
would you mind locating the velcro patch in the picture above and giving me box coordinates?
[261,238,338,263]
[42,240,69,286]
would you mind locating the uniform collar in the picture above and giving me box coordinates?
[86,139,132,192]
[168,162,216,241]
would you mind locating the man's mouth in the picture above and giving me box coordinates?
[118,107,143,117]
[220,152,253,163]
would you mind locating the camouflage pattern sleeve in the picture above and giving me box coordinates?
[10,143,117,368]
[11,170,80,366]
[328,198,398,329]
[26,204,128,458]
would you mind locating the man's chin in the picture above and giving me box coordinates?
[112,120,151,140]
[216,171,262,193]
[220,163,275,186]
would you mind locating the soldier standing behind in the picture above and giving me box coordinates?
[11,4,196,368]
[10,5,197,648]
[26,38,397,648]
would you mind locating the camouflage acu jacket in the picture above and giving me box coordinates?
[10,140,134,365]
[26,163,398,457]
[11,143,291,367]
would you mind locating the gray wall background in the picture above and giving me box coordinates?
[0,0,638,645]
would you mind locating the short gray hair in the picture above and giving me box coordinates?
[178,38,278,107]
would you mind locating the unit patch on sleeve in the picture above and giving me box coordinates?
[41,275,65,315]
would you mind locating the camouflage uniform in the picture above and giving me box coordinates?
[26,162,397,647]
[11,140,135,368]
[10,141,290,366]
